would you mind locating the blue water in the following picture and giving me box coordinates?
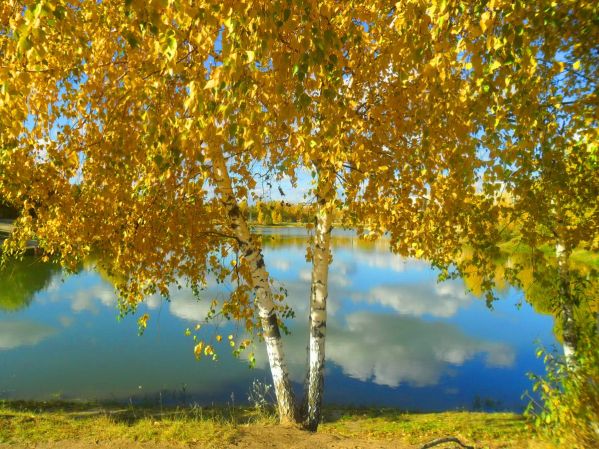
[0,228,556,411]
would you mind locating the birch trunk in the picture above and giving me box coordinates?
[211,151,297,424]
[304,181,334,431]
[556,241,577,364]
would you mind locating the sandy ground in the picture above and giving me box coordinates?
[1,435,407,449]
[0,425,415,449]
[0,433,553,449]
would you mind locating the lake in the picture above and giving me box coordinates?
[0,227,556,411]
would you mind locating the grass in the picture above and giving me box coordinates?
[570,248,599,269]
[320,409,533,446]
[0,401,258,446]
[498,237,599,270]
[0,401,550,448]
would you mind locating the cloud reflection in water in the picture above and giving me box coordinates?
[0,321,56,350]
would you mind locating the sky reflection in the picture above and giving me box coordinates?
[0,228,555,410]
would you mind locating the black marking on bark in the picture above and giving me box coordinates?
[312,330,325,339]
[304,361,326,431]
[256,256,265,269]
[311,321,326,338]
[245,248,254,257]
[263,314,281,339]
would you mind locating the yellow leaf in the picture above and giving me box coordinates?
[138,313,149,329]
[194,342,204,359]
[204,78,219,90]
[488,60,501,73]
[480,11,491,33]
[67,151,79,168]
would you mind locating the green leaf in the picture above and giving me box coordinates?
[125,32,139,48]
[17,34,33,53]
[164,35,177,60]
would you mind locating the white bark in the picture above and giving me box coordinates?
[556,241,577,364]
[211,151,297,423]
[304,180,334,430]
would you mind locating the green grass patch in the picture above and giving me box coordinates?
[571,248,599,269]
[0,401,548,448]
[498,238,598,270]
[0,401,274,446]
[321,409,532,446]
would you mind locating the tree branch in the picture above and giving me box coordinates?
[420,437,474,449]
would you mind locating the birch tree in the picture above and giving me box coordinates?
[1,0,596,430]
[452,0,599,361]
[279,0,598,427]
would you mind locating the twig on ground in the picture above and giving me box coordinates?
[420,436,475,449]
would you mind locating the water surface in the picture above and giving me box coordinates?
[0,228,556,411]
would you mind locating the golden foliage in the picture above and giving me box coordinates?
[0,0,596,327]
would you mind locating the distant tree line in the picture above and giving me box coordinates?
[241,201,342,225]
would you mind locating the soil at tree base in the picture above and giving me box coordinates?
[0,425,555,449]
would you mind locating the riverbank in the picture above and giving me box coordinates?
[0,402,555,449]
[0,219,40,255]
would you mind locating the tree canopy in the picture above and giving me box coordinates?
[1,0,597,428]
